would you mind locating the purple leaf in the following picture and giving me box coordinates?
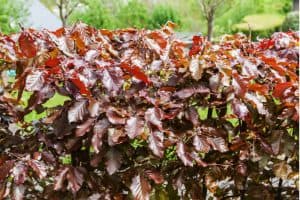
[173,85,210,99]
[130,174,151,200]
[145,108,162,129]
[68,100,88,123]
[107,128,126,146]
[102,68,123,93]
[54,167,69,191]
[106,107,126,125]
[66,167,84,194]
[105,148,122,175]
[28,160,47,179]
[186,107,200,126]
[206,137,229,153]
[176,141,193,167]
[148,130,164,158]
[232,99,249,120]
[125,116,144,139]
[12,163,27,184]
[92,119,110,153]
[25,70,44,92]
[75,118,95,137]
[193,135,210,153]
[13,184,25,200]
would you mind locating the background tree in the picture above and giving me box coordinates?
[293,0,299,10]
[149,4,181,29]
[55,0,80,27]
[68,0,116,29]
[117,0,149,29]
[198,0,232,41]
[0,0,28,34]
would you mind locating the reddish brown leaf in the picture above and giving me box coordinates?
[70,74,91,96]
[68,100,88,123]
[193,135,210,153]
[75,118,95,137]
[106,107,126,125]
[145,108,162,130]
[18,31,37,58]
[176,141,193,167]
[28,160,47,179]
[145,170,164,184]
[105,148,122,175]
[120,62,151,85]
[125,116,144,139]
[148,130,164,158]
[273,82,293,99]
[54,167,69,191]
[92,119,110,153]
[66,167,84,194]
[130,174,151,200]
[206,137,228,153]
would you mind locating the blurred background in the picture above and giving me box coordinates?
[0,0,299,40]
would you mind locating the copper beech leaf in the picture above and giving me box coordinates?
[18,31,37,58]
[105,148,122,175]
[189,56,203,81]
[273,161,292,180]
[148,130,164,158]
[130,174,151,200]
[68,100,88,123]
[92,119,110,153]
[106,107,126,125]
[145,108,162,130]
[125,116,144,139]
[145,170,164,184]
[193,135,210,153]
[176,141,193,167]
[75,118,95,137]
[28,160,47,179]
[25,71,44,92]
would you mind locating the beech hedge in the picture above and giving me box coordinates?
[0,22,298,199]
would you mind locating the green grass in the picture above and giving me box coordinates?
[20,92,70,123]
[234,13,285,31]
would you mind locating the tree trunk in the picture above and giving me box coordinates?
[207,15,214,41]
[58,0,66,27]
[293,0,299,11]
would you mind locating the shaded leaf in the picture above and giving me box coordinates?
[28,160,47,179]
[189,56,202,80]
[92,119,110,153]
[273,161,292,180]
[206,137,228,153]
[130,174,151,200]
[25,71,44,92]
[176,141,193,166]
[125,116,144,139]
[193,135,210,153]
[148,130,164,158]
[105,148,122,175]
[145,170,164,184]
[106,107,126,125]
[75,118,95,137]
[18,31,37,58]
[68,100,88,123]
[145,108,162,129]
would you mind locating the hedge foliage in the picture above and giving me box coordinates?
[0,23,298,199]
